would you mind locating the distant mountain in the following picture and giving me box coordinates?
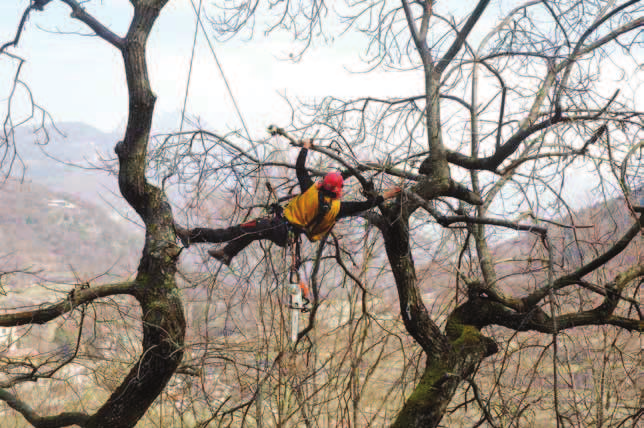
[13,122,121,197]
[3,121,216,294]
[11,120,205,222]
[418,188,643,302]
[0,179,142,294]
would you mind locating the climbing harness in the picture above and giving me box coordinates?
[286,228,311,342]
[306,188,332,231]
[265,182,311,343]
[265,182,311,307]
[287,228,311,311]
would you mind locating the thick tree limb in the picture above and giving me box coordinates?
[435,0,491,75]
[0,388,89,428]
[524,213,643,308]
[33,1,187,427]
[464,252,644,333]
[497,124,607,175]
[445,112,624,171]
[0,4,36,54]
[392,302,498,427]
[404,184,482,216]
[458,292,643,335]
[407,188,546,234]
[444,7,642,173]
[0,281,136,327]
[59,0,125,49]
[494,304,644,333]
[438,214,547,235]
[381,209,451,357]
[401,0,424,54]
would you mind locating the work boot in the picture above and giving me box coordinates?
[208,247,232,266]
[174,223,191,248]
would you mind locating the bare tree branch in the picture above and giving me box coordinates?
[435,0,491,75]
[524,213,643,308]
[0,388,89,428]
[0,4,36,54]
[0,281,136,327]
[59,0,124,49]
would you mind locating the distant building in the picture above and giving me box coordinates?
[47,199,77,209]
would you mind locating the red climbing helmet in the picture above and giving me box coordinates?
[322,171,343,197]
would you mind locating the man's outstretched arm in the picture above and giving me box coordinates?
[295,145,314,192]
[337,186,400,218]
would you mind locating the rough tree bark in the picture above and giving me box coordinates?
[1,1,642,426]
[377,1,643,426]
[0,1,187,426]
[87,1,186,426]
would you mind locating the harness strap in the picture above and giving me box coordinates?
[287,228,309,313]
[288,227,302,283]
[304,188,333,233]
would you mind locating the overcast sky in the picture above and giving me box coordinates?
[1,1,641,207]
[3,1,639,136]
[0,0,426,136]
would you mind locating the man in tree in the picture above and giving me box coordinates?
[175,139,401,265]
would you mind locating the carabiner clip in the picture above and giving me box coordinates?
[289,268,300,284]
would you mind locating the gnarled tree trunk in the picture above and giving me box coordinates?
[87,1,186,425]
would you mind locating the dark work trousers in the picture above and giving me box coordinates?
[187,215,291,260]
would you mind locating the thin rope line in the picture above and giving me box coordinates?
[188,0,252,143]
[180,0,203,134]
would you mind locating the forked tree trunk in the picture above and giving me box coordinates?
[86,0,186,426]
[391,317,497,427]
[383,211,497,427]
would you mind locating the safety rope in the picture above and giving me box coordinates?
[188,0,252,143]
[288,230,310,312]
[289,230,301,284]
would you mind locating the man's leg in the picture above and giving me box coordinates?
[175,223,247,248]
[210,216,288,265]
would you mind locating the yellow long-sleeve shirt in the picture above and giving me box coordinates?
[283,184,341,241]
